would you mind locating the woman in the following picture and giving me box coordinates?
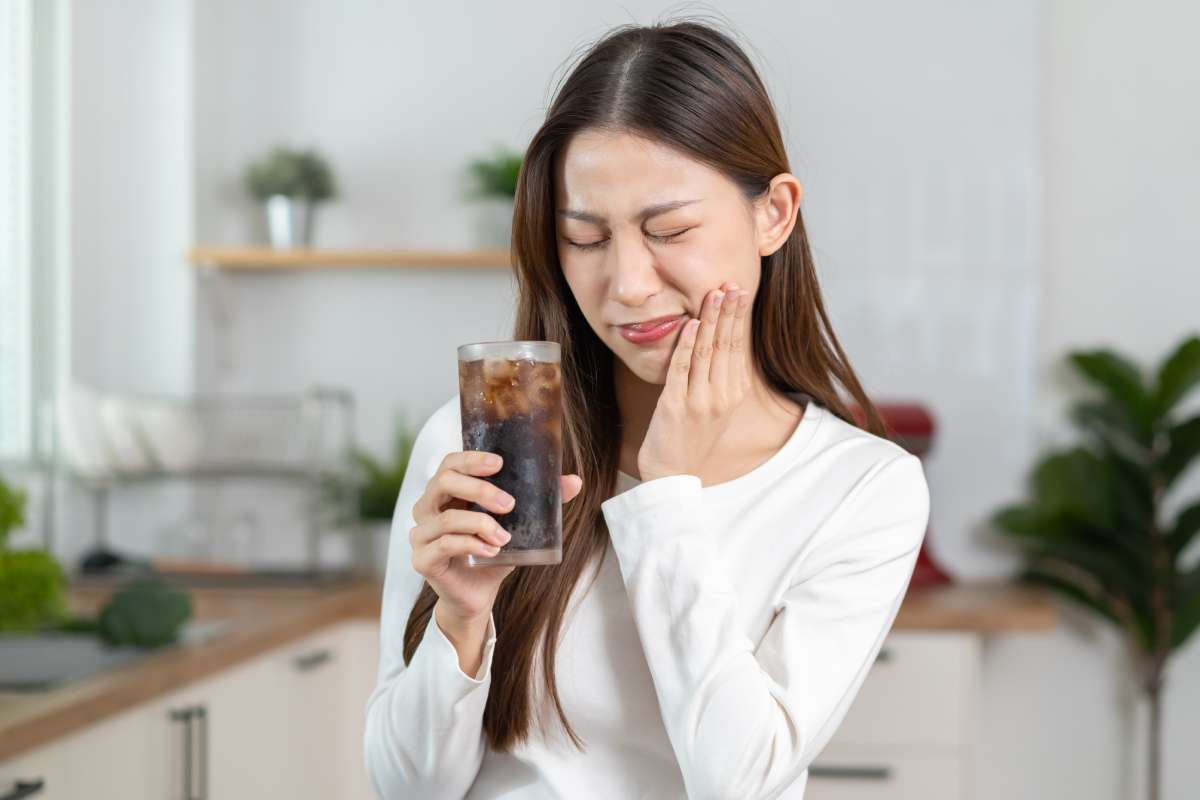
[365,18,930,800]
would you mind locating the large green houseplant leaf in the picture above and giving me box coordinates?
[992,334,1200,800]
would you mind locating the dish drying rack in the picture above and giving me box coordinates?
[56,384,360,579]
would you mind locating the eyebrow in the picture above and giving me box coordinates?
[557,199,701,225]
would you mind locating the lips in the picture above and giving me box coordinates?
[617,314,688,345]
[620,314,687,332]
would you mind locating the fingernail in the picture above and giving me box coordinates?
[498,528,512,543]
[486,454,502,466]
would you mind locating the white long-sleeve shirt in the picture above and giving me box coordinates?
[364,390,930,800]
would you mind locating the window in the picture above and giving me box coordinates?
[0,0,33,461]
[1,0,64,467]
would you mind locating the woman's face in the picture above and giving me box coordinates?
[553,128,799,384]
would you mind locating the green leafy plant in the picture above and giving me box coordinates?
[0,477,67,633]
[991,334,1200,800]
[244,145,337,202]
[322,410,416,525]
[0,550,67,633]
[352,413,416,522]
[466,145,523,199]
[0,479,24,544]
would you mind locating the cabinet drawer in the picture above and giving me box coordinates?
[806,748,966,800]
[0,744,62,800]
[828,631,978,749]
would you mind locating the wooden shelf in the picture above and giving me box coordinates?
[188,246,511,269]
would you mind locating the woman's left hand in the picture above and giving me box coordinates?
[637,281,753,482]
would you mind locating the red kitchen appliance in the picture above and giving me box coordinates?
[849,400,952,587]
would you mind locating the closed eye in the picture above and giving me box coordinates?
[567,238,607,252]
[565,228,691,252]
[648,228,691,244]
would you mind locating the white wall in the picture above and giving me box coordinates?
[53,0,197,568]
[69,0,195,394]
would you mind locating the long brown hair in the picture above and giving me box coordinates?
[403,17,888,754]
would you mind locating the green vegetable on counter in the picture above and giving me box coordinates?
[96,578,193,648]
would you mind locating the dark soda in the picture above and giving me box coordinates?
[457,341,562,566]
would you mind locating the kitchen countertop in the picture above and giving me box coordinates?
[0,574,383,763]
[0,576,1054,763]
[894,579,1058,632]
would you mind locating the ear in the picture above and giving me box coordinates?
[753,173,803,257]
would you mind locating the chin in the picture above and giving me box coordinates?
[616,350,671,385]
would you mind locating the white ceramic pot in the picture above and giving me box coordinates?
[265,194,316,248]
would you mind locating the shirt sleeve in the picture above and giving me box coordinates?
[599,453,930,800]
[363,402,498,800]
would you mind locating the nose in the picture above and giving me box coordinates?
[607,232,660,308]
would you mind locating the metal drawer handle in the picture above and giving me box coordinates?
[1,780,45,800]
[169,707,194,799]
[293,647,334,672]
[169,704,208,799]
[810,764,892,780]
[195,705,208,800]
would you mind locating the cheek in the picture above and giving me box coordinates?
[559,261,607,328]
[679,227,759,299]
[663,238,745,309]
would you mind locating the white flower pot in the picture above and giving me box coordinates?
[265,195,316,248]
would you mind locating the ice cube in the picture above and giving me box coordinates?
[483,357,518,386]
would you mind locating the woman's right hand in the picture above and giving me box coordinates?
[409,450,583,625]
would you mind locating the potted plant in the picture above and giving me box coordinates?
[991,334,1200,800]
[322,409,416,575]
[466,144,522,248]
[243,145,338,248]
[0,476,67,633]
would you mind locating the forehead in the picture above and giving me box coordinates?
[554,129,725,209]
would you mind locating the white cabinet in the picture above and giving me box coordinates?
[62,704,162,799]
[0,738,63,799]
[2,701,163,800]
[0,619,382,800]
[148,620,378,800]
[806,631,981,800]
[805,750,965,800]
[335,620,382,800]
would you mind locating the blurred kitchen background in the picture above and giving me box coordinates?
[1,1,1198,799]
